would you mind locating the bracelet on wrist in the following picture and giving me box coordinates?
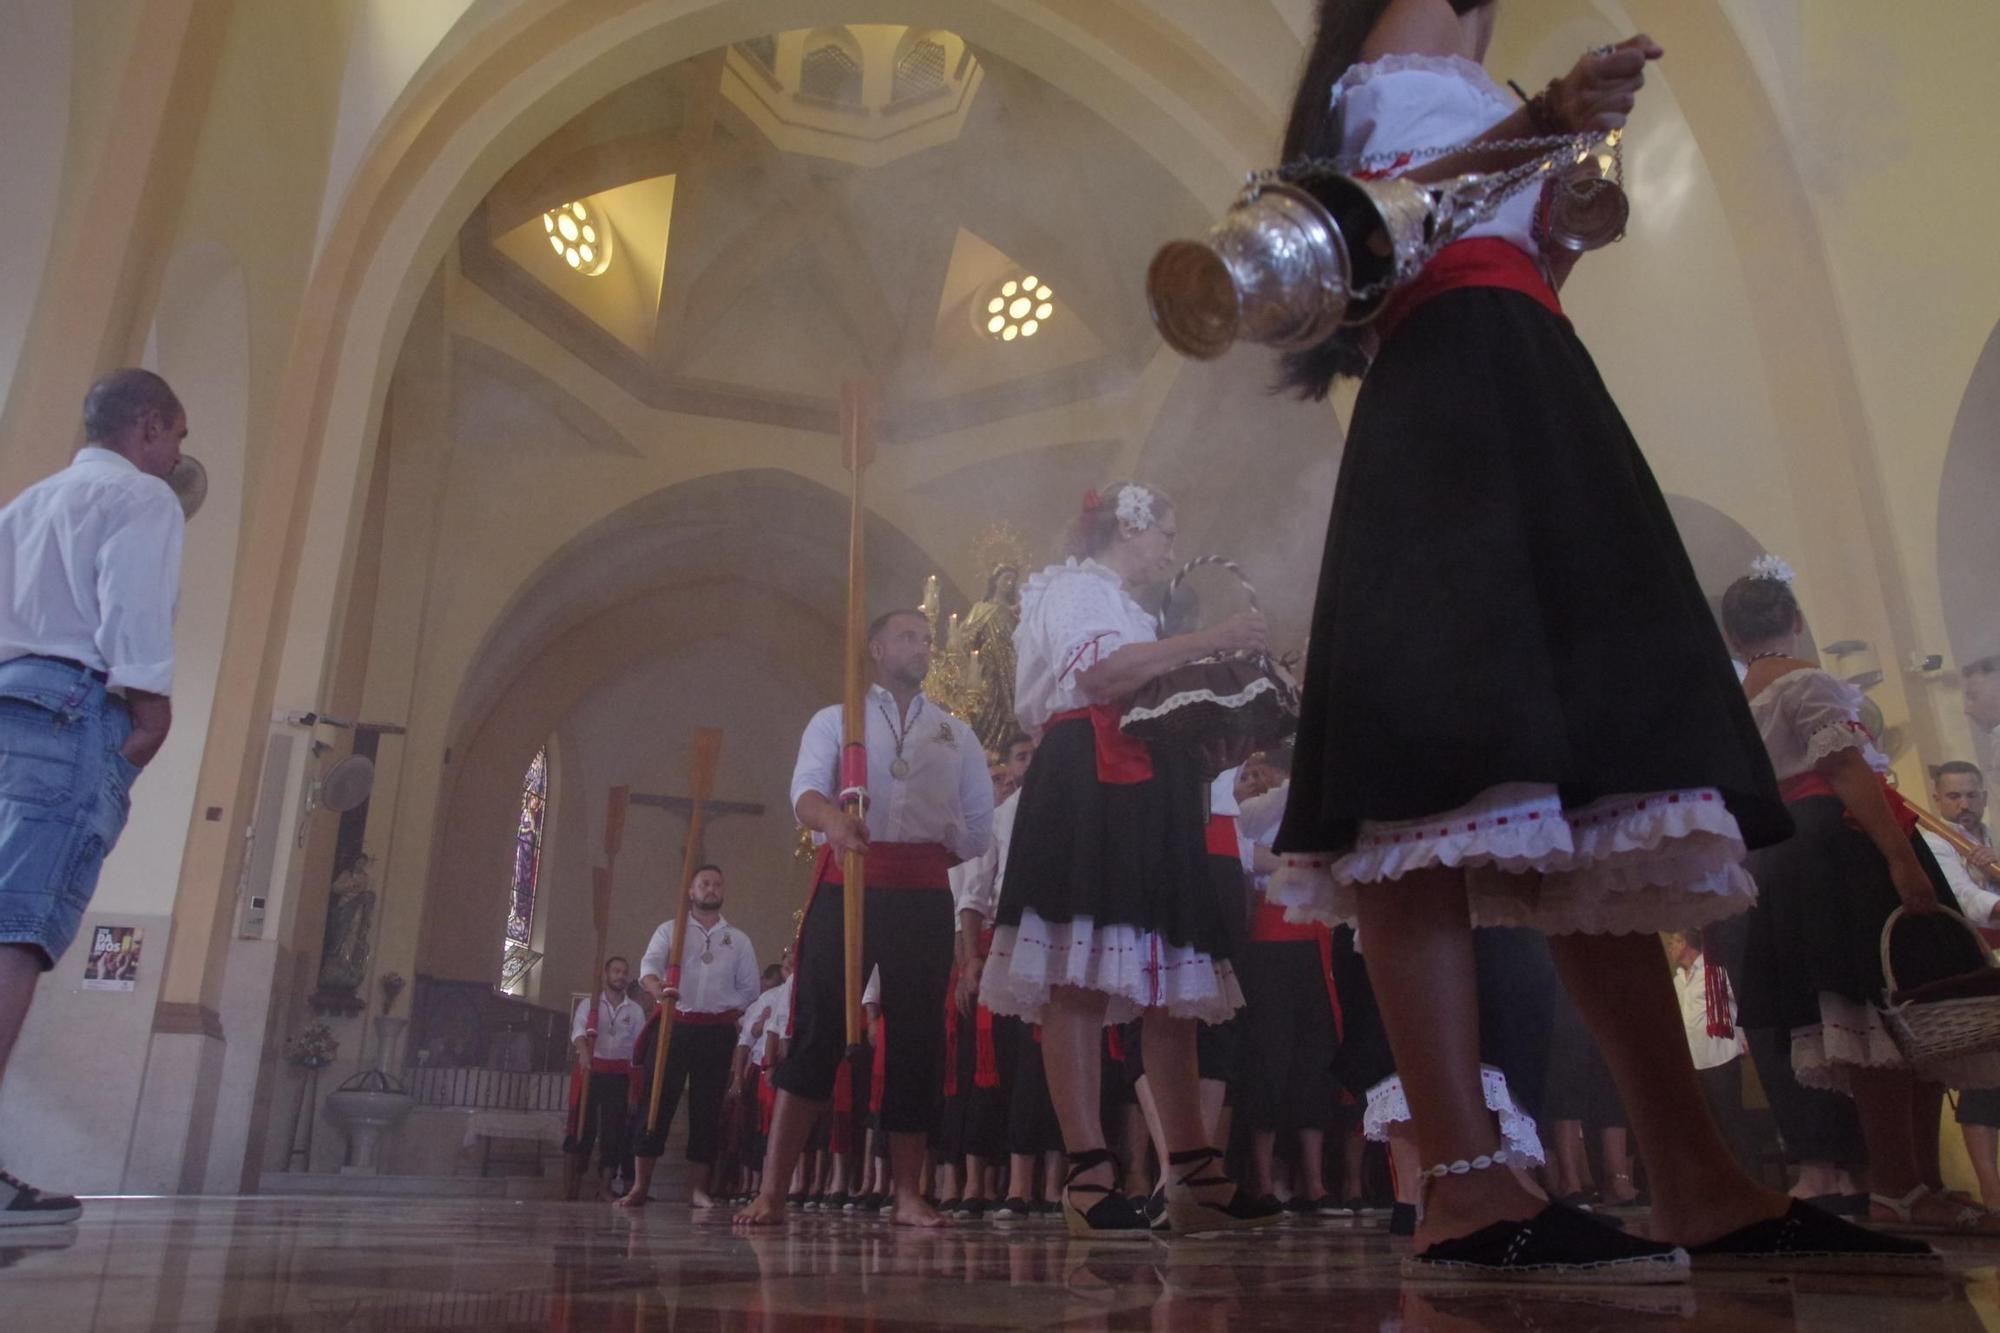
[1526,79,1567,136]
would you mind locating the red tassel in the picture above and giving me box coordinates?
[832,1058,853,1113]
[974,1006,999,1089]
[1105,1025,1126,1063]
[1700,929,1736,1040]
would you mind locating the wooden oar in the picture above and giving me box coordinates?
[1912,804,1999,876]
[572,788,628,1145]
[647,730,725,1134]
[839,381,877,1052]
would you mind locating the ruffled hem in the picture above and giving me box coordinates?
[1272,783,1757,935]
[1362,1065,1546,1166]
[1331,52,1511,112]
[1119,674,1288,726]
[980,913,1244,1026]
[1792,993,2000,1094]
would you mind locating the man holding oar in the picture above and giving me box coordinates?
[733,610,994,1229]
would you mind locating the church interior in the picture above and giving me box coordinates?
[5,0,2000,1327]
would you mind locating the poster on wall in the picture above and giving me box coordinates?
[82,925,144,992]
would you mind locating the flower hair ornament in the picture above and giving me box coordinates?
[1114,484,1159,538]
[1748,554,1797,586]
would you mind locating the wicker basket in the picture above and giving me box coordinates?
[1878,907,2000,1071]
[1119,556,1300,778]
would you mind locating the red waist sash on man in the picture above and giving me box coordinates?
[1377,237,1566,344]
[812,840,954,889]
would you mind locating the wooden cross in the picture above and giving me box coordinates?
[628,790,767,866]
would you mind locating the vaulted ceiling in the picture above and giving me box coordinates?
[459,26,1211,442]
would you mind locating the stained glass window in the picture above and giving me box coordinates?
[504,748,548,967]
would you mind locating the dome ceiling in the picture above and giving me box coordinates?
[458,25,1210,442]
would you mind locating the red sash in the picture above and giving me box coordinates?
[870,1016,888,1115]
[1249,900,1345,1044]
[1048,706,1153,785]
[1779,771,1922,839]
[1205,812,1239,858]
[1377,237,1565,344]
[943,935,1003,1096]
[757,1070,777,1134]
[812,841,953,890]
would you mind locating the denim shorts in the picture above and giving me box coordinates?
[0,656,139,969]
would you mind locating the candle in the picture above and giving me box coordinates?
[967,648,982,689]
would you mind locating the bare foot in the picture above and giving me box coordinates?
[890,1193,952,1228]
[690,1190,719,1210]
[733,1192,789,1228]
[1411,1167,1546,1252]
[612,1189,650,1210]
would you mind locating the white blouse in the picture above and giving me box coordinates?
[1747,668,1889,782]
[1012,559,1159,733]
[1333,53,1543,267]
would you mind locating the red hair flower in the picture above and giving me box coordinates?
[1082,488,1102,512]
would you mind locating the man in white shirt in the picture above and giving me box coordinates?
[618,865,761,1211]
[562,956,645,1200]
[1920,761,2000,923]
[736,609,993,1230]
[722,958,793,1203]
[0,369,187,1227]
[1920,760,2000,1204]
[1668,932,1754,1173]
[1966,658,2000,787]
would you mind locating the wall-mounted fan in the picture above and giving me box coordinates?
[166,454,208,519]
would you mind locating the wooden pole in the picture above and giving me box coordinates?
[572,787,628,1145]
[839,381,877,1052]
[648,730,725,1134]
[1912,803,1996,870]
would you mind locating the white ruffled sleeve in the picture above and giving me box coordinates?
[1334,59,1512,167]
[1788,670,1882,770]
[1042,572,1136,687]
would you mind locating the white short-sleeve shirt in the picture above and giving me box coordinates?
[1747,669,1888,782]
[1012,559,1158,733]
[1332,54,1544,267]
[0,447,185,693]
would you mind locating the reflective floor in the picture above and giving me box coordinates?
[8,1197,2000,1330]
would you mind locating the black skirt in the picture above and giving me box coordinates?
[997,717,1223,947]
[1275,288,1790,865]
[1737,797,1984,1031]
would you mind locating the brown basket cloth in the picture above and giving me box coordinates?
[1880,907,2000,1072]
[1119,556,1300,778]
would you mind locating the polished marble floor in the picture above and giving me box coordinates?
[9,1196,2000,1330]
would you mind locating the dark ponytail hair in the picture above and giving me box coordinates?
[1720,574,1801,650]
[1274,0,1497,399]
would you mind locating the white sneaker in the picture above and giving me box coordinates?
[0,1172,82,1227]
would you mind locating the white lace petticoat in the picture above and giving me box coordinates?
[1362,1064,1547,1166]
[979,911,1245,1026]
[1271,782,1757,935]
[1792,992,2000,1095]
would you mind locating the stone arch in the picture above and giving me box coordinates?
[1939,319,2000,669]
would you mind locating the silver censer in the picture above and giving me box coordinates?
[1147,137,1624,361]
